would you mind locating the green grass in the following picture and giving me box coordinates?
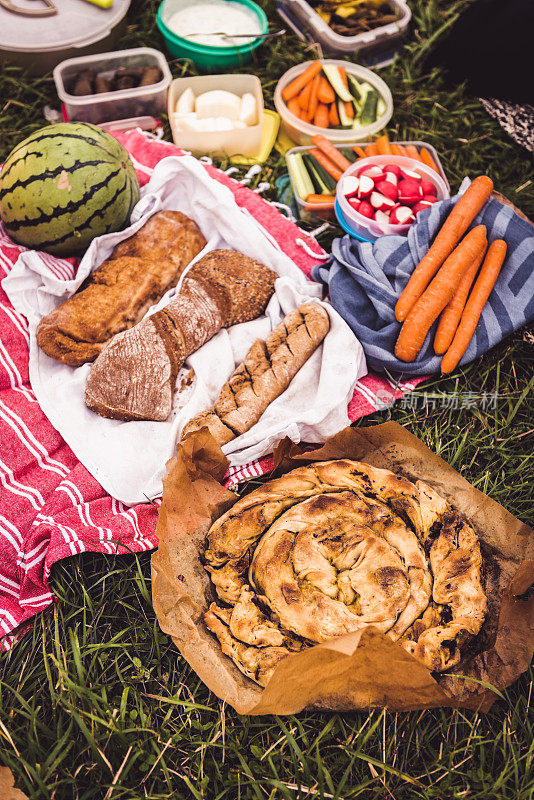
[1,1,533,798]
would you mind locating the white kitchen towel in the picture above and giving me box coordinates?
[3,155,367,505]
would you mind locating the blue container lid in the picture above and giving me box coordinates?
[334,199,374,242]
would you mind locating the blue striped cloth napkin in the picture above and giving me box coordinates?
[312,181,534,375]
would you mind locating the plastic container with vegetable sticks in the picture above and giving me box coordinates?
[276,0,411,68]
[275,59,393,146]
[168,74,264,159]
[157,0,268,72]
[336,154,450,241]
[54,48,172,126]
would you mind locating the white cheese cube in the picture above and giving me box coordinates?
[239,92,257,126]
[176,87,195,115]
[195,90,242,120]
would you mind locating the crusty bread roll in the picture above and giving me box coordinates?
[203,460,488,686]
[84,250,277,422]
[182,303,330,445]
[36,211,207,366]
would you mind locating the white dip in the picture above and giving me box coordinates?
[166,0,262,46]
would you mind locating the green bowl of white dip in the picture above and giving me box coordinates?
[157,0,268,71]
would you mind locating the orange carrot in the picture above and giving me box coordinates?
[434,246,485,354]
[338,65,349,88]
[287,97,301,117]
[317,75,336,104]
[282,61,323,102]
[343,100,354,119]
[298,108,308,121]
[365,143,379,156]
[354,146,367,158]
[405,145,423,162]
[420,147,440,174]
[298,80,313,110]
[306,194,336,206]
[394,226,487,362]
[441,240,507,373]
[306,74,321,122]
[375,134,392,155]
[313,102,330,129]
[311,134,352,171]
[329,102,340,126]
[394,175,494,322]
[309,148,344,181]
[390,144,403,156]
[394,144,408,156]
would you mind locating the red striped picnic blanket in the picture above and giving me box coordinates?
[0,130,422,649]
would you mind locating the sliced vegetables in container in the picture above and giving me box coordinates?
[275,58,392,145]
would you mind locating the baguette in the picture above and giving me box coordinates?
[182,303,330,445]
[84,250,278,422]
[36,211,207,366]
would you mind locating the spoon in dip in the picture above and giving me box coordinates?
[182,28,286,40]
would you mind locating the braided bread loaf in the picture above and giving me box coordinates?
[85,250,277,421]
[182,303,330,445]
[203,459,487,686]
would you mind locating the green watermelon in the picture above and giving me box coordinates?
[0,122,140,257]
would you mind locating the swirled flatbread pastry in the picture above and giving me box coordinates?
[202,459,487,686]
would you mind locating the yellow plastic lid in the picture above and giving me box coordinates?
[230,109,280,166]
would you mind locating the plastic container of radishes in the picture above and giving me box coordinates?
[336,154,450,241]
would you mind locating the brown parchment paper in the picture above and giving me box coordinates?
[151,423,534,714]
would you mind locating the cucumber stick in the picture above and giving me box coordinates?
[359,89,379,125]
[287,153,314,200]
[337,98,354,129]
[306,153,338,193]
[322,64,353,103]
[302,154,331,195]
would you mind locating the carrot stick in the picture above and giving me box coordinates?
[354,146,367,158]
[433,246,485,355]
[329,102,340,126]
[390,144,403,156]
[317,75,336,104]
[306,194,336,206]
[375,134,392,155]
[306,74,321,122]
[365,144,378,156]
[309,148,344,181]
[441,240,507,373]
[338,65,349,88]
[394,144,408,156]
[311,134,352,171]
[394,226,487,362]
[282,61,323,102]
[394,175,494,322]
[313,102,330,129]
[298,80,313,110]
[405,145,423,162]
[420,147,440,174]
[343,100,354,119]
[287,97,301,117]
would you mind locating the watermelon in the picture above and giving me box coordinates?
[0,122,140,257]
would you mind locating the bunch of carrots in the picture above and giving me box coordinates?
[394,176,507,374]
[281,61,353,129]
[355,134,440,174]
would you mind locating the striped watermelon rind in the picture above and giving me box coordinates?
[0,122,140,257]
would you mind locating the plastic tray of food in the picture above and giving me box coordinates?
[275,59,393,146]
[277,0,411,67]
[287,139,449,223]
[53,47,172,126]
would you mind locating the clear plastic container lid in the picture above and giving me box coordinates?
[0,0,130,52]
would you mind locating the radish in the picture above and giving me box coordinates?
[358,165,383,179]
[341,175,360,198]
[420,179,437,196]
[384,164,401,178]
[390,206,415,225]
[412,201,434,215]
[357,174,375,198]
[398,178,423,206]
[370,192,395,212]
[374,210,390,228]
[421,194,438,204]
[355,199,373,218]
[384,172,398,186]
[400,166,422,181]
[375,179,398,202]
